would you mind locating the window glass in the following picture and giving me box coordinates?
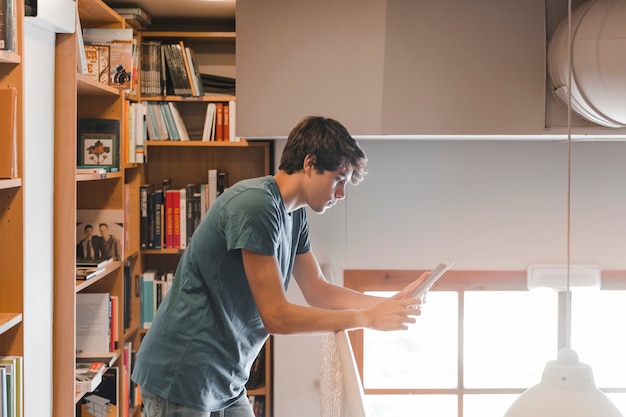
[571,290,626,387]
[363,292,458,389]
[366,394,457,417]
[464,290,558,388]
[464,394,521,417]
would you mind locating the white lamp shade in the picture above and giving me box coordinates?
[503,348,623,417]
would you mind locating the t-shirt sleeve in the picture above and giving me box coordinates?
[222,188,283,256]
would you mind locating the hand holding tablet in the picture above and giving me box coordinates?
[409,259,454,300]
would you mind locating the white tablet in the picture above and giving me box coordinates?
[409,259,454,299]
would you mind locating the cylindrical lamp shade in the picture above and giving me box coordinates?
[503,348,623,417]
[547,0,626,127]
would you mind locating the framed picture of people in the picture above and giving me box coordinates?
[76,209,125,263]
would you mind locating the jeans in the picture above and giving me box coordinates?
[142,389,255,417]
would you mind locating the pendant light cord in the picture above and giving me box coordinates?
[565,0,573,350]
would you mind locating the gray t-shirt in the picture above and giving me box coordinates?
[131,176,311,411]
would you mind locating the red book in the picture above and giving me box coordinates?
[223,103,230,141]
[172,189,181,248]
[215,102,224,141]
[165,190,177,248]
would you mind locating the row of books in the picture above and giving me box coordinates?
[248,396,266,417]
[145,100,237,142]
[139,171,227,250]
[0,356,22,417]
[140,40,204,97]
[139,269,174,330]
[76,293,119,355]
[75,341,140,417]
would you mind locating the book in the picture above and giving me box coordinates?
[0,356,21,417]
[0,0,17,52]
[0,87,17,178]
[185,184,197,246]
[83,28,134,90]
[76,266,106,280]
[76,258,113,268]
[80,366,119,417]
[139,184,154,249]
[178,187,186,249]
[140,270,158,329]
[76,293,111,354]
[77,118,121,171]
[215,102,224,141]
[151,189,164,249]
[76,6,88,75]
[110,295,119,352]
[159,102,180,140]
[202,102,217,142]
[168,102,190,141]
[179,41,197,96]
[0,366,6,417]
[84,44,110,84]
[185,47,205,97]
[208,169,218,208]
[75,361,107,393]
[123,263,132,330]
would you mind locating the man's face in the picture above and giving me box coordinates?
[99,225,109,237]
[85,227,93,238]
[306,163,353,214]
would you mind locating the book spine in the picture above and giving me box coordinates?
[215,103,224,141]
[152,190,163,249]
[165,190,175,249]
[139,184,151,248]
[185,184,196,246]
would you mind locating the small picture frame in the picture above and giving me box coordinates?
[77,119,120,171]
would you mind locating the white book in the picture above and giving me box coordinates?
[202,102,216,142]
[208,169,218,208]
[76,9,88,75]
[228,100,238,142]
[76,293,111,354]
[168,102,190,141]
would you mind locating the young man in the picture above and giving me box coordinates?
[132,116,428,416]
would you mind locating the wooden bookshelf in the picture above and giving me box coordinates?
[137,29,274,416]
[0,0,25,367]
[54,1,140,416]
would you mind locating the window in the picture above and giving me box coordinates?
[344,270,626,417]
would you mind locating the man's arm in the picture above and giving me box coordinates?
[241,249,419,335]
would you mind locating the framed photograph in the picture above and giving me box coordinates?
[76,209,125,263]
[77,119,120,171]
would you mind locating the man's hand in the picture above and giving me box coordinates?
[391,270,431,307]
[360,298,421,331]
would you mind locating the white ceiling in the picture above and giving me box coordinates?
[103,0,235,21]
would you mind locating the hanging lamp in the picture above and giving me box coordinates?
[503,1,623,415]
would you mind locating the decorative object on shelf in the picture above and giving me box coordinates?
[77,119,121,172]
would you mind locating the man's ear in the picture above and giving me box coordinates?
[303,154,317,171]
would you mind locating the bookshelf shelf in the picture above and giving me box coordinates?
[0,178,22,190]
[75,171,123,182]
[146,139,249,148]
[77,75,122,96]
[75,261,123,293]
[142,31,236,41]
[142,94,236,102]
[0,51,20,64]
[0,313,23,335]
